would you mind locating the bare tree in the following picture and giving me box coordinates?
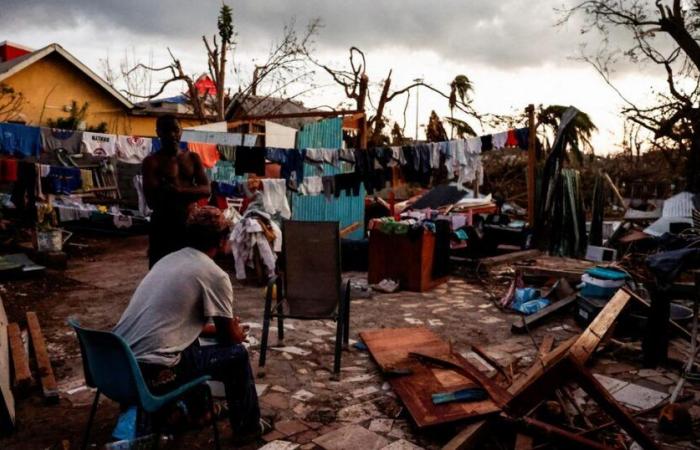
[100,48,155,103]
[308,46,479,146]
[561,0,700,192]
[0,83,25,122]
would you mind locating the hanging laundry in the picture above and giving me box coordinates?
[466,136,482,154]
[280,148,306,188]
[80,169,94,191]
[218,144,236,162]
[322,176,335,200]
[429,142,442,169]
[0,158,18,182]
[445,140,467,179]
[492,131,508,150]
[265,121,297,148]
[334,172,361,197]
[41,128,83,154]
[505,129,519,147]
[515,127,529,149]
[181,130,243,146]
[261,178,291,219]
[116,136,152,163]
[0,123,41,157]
[481,134,493,152]
[47,166,82,194]
[300,176,323,196]
[389,146,406,166]
[242,134,258,147]
[187,142,220,168]
[133,175,151,217]
[339,147,356,163]
[234,146,266,175]
[10,161,37,214]
[266,148,287,165]
[82,132,117,157]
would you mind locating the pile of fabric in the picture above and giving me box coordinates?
[229,194,282,280]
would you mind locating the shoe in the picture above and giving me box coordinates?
[231,418,272,445]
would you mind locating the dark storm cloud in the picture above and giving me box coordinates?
[0,0,597,69]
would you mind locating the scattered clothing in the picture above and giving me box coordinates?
[230,208,281,280]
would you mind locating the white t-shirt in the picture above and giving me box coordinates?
[116,136,152,163]
[82,132,117,157]
[114,247,234,366]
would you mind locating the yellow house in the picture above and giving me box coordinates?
[0,42,204,136]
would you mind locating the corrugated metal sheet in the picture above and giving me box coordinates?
[296,117,343,149]
[291,184,365,240]
[291,157,365,240]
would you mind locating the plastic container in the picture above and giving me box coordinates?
[581,273,625,299]
[575,295,608,326]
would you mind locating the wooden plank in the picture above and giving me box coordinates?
[7,323,32,391]
[520,266,586,283]
[539,335,555,357]
[478,250,541,268]
[0,296,15,432]
[564,355,660,450]
[508,337,576,397]
[339,222,361,238]
[442,419,489,450]
[361,328,500,428]
[505,416,610,450]
[511,294,578,334]
[514,433,533,450]
[570,289,631,364]
[26,312,58,402]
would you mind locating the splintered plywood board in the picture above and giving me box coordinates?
[570,289,631,364]
[360,327,499,428]
[0,296,15,432]
[26,312,58,401]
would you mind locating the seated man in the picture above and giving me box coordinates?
[114,206,266,442]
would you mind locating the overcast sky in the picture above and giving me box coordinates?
[0,0,675,152]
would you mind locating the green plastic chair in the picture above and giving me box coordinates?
[68,318,220,450]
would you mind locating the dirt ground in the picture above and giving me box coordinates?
[0,234,698,449]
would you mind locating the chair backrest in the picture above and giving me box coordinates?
[68,319,151,407]
[282,220,341,318]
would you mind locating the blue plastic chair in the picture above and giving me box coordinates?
[68,318,220,450]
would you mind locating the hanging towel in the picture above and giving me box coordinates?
[505,129,519,147]
[116,136,152,163]
[188,142,220,168]
[492,131,508,150]
[261,178,291,219]
[264,121,297,148]
[429,143,442,169]
[82,132,116,157]
[41,128,83,154]
[0,123,41,157]
[235,146,266,175]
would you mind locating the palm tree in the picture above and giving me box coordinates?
[537,105,597,162]
[443,117,477,139]
[448,75,473,139]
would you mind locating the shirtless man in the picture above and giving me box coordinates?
[143,115,211,268]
